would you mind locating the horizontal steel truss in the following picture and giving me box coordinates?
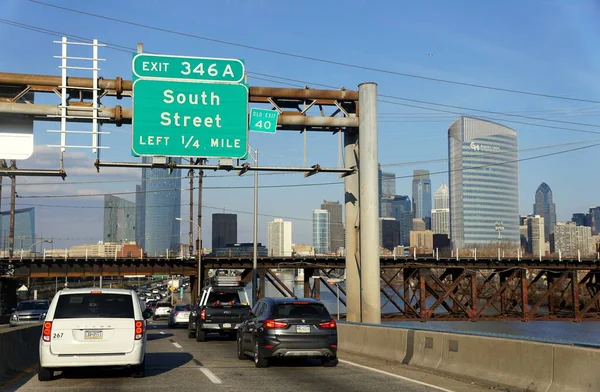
[0,72,359,131]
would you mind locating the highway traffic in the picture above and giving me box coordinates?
[5,319,490,392]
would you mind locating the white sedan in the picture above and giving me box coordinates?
[168,304,191,328]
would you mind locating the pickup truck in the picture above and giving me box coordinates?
[188,278,251,342]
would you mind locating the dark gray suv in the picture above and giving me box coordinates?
[9,299,50,327]
[236,297,338,368]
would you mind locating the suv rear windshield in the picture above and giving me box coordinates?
[156,302,171,308]
[271,303,330,319]
[54,293,134,319]
[174,305,191,311]
[17,301,49,311]
[206,290,244,307]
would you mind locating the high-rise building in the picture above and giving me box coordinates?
[0,207,35,252]
[589,207,600,236]
[103,195,136,243]
[412,170,432,229]
[434,184,449,209]
[378,165,395,218]
[321,200,343,253]
[212,213,237,249]
[526,215,545,258]
[379,217,400,251]
[267,218,292,257]
[412,218,426,232]
[533,182,556,242]
[312,209,330,254]
[552,222,594,257]
[448,117,519,248]
[135,185,146,250]
[432,184,450,236]
[138,156,182,256]
[571,213,588,227]
[391,195,412,246]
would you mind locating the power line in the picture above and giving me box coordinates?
[25,0,600,104]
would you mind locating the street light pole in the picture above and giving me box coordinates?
[176,217,201,298]
[252,148,259,306]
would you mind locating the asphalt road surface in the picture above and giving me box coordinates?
[5,320,491,392]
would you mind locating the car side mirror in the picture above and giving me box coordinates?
[142,309,153,320]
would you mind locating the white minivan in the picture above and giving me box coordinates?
[38,288,153,381]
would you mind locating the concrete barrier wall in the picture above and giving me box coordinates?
[0,324,41,379]
[338,323,600,392]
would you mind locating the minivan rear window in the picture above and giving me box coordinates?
[54,293,134,319]
[271,303,330,319]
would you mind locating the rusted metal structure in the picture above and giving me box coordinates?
[2,255,599,321]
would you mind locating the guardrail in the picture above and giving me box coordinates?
[337,323,599,392]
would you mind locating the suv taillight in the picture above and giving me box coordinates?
[200,309,206,320]
[264,319,288,329]
[42,321,52,342]
[134,320,144,340]
[319,319,336,329]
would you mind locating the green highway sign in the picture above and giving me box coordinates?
[249,108,279,134]
[131,79,249,159]
[132,54,245,83]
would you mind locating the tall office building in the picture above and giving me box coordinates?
[552,222,594,257]
[571,213,588,227]
[321,200,343,254]
[589,207,600,236]
[0,207,36,252]
[103,195,136,243]
[312,209,330,254]
[448,117,519,248]
[135,185,146,250]
[412,170,432,229]
[267,218,292,257]
[526,215,545,258]
[137,156,182,256]
[212,213,237,249]
[533,182,556,242]
[432,184,450,236]
[391,195,412,246]
[379,217,400,251]
[378,165,395,218]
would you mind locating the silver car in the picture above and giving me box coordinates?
[168,304,191,328]
[10,299,50,327]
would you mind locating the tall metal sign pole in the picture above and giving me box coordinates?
[358,83,381,324]
[252,149,259,306]
[8,160,16,258]
[197,162,204,297]
[344,126,361,322]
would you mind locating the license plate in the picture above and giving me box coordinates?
[222,323,232,329]
[296,325,310,333]
[84,330,103,340]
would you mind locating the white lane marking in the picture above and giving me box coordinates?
[199,368,222,384]
[160,331,165,335]
[339,359,455,392]
[172,342,183,349]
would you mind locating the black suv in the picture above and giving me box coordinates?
[236,297,338,368]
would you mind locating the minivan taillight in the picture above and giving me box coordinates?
[319,320,336,329]
[42,321,52,342]
[264,319,288,329]
[134,320,144,340]
[200,309,206,320]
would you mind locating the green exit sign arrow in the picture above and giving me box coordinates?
[249,108,279,134]
[131,79,249,159]
[133,54,245,83]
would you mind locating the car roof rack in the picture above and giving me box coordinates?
[204,275,243,287]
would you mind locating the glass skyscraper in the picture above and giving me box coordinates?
[321,200,343,253]
[212,213,237,249]
[378,165,395,218]
[448,117,519,248]
[533,182,556,242]
[312,209,330,254]
[103,195,136,243]
[412,170,432,229]
[137,156,182,256]
[391,195,412,246]
[0,207,35,252]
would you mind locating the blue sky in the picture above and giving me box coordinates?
[1,0,600,249]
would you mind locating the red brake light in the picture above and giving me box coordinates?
[134,320,144,340]
[173,312,179,317]
[263,319,288,329]
[319,320,336,329]
[90,291,102,294]
[42,321,52,342]
[200,309,206,320]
